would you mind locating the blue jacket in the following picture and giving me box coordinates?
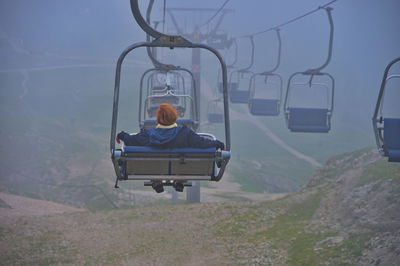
[117,125,224,149]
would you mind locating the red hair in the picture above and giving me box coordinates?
[156,104,178,125]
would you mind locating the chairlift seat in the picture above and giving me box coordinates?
[287,107,330,133]
[151,85,166,92]
[384,118,400,162]
[150,95,179,105]
[207,113,224,123]
[230,90,250,104]
[120,146,217,178]
[249,99,280,116]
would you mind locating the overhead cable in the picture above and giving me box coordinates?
[162,0,167,33]
[236,0,338,39]
[199,0,231,28]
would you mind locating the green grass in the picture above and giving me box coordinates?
[214,187,375,265]
[220,179,369,263]
[327,147,374,164]
[358,158,400,186]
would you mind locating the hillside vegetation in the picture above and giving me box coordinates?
[1,148,399,265]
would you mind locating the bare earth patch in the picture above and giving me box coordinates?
[0,192,83,222]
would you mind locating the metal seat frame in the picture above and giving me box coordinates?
[283,7,335,133]
[110,0,232,188]
[248,29,283,116]
[284,75,335,133]
[372,57,400,161]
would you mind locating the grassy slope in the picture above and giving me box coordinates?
[2,149,398,265]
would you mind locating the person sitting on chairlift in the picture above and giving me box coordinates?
[116,103,225,149]
[116,104,225,193]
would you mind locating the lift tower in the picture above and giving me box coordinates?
[166,7,233,202]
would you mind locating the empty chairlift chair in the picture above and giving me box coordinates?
[283,73,335,133]
[207,99,224,123]
[145,70,187,116]
[142,92,197,130]
[217,69,238,94]
[229,71,252,104]
[248,73,283,116]
[139,67,197,130]
[383,119,400,162]
[217,38,239,93]
[284,7,335,133]
[228,36,255,104]
[372,57,400,162]
[248,28,283,116]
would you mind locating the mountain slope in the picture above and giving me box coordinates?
[1,148,399,265]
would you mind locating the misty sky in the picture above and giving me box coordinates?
[1,0,399,149]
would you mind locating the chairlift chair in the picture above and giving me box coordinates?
[217,69,238,93]
[216,38,239,93]
[283,7,335,133]
[207,98,224,123]
[372,57,400,162]
[248,29,283,116]
[228,36,255,104]
[229,70,253,103]
[141,88,196,130]
[139,67,195,128]
[248,73,283,116]
[110,0,232,189]
[147,70,187,95]
[284,72,334,133]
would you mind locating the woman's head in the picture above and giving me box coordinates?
[156,104,178,125]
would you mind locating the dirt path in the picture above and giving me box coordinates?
[236,105,323,168]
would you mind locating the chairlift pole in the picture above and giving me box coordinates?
[165,6,232,203]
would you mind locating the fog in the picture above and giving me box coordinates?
[0,0,399,204]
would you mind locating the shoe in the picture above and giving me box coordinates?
[173,181,184,192]
[152,181,164,193]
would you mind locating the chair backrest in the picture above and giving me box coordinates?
[288,107,330,132]
[249,99,280,116]
[122,146,216,177]
[384,118,400,148]
[384,118,400,162]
